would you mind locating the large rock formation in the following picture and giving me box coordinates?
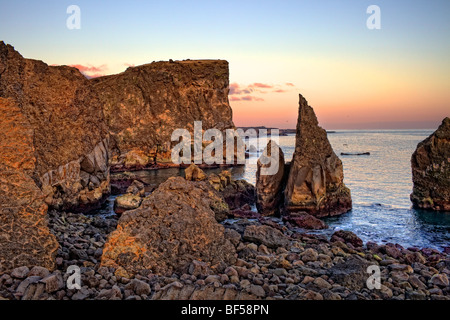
[256,140,286,216]
[0,42,111,212]
[411,117,450,211]
[91,60,236,170]
[284,94,352,217]
[0,42,110,272]
[101,177,236,277]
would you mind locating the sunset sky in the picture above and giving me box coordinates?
[1,0,449,129]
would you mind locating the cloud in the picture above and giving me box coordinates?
[68,64,107,78]
[124,63,135,67]
[229,83,241,95]
[251,83,273,89]
[241,95,264,101]
[286,82,295,87]
[229,82,293,102]
[230,95,264,102]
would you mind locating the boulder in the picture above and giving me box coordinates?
[411,117,450,211]
[283,212,328,230]
[284,94,352,217]
[221,179,256,210]
[243,224,290,249]
[184,164,207,181]
[256,140,286,216]
[101,177,236,276]
[328,257,372,291]
[207,170,255,210]
[113,194,143,215]
[125,180,146,196]
[331,230,363,248]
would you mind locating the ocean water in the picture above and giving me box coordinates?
[232,130,450,251]
[102,130,450,251]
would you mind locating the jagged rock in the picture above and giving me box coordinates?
[114,194,143,215]
[91,59,236,170]
[184,164,207,181]
[411,117,450,211]
[284,94,352,217]
[101,177,236,276]
[256,140,286,216]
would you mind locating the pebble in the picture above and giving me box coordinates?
[0,210,448,301]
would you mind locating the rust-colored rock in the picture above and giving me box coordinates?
[0,42,110,272]
[0,164,59,272]
[256,140,286,216]
[101,177,236,276]
[411,117,450,211]
[184,164,207,181]
[91,60,236,170]
[0,42,110,212]
[284,94,352,217]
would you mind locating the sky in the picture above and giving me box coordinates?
[0,0,449,129]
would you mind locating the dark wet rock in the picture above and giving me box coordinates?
[243,224,290,249]
[411,117,450,211]
[221,179,256,210]
[125,279,151,296]
[283,212,328,230]
[10,266,30,279]
[328,257,372,291]
[331,230,363,248]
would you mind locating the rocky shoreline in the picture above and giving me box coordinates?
[1,208,448,300]
[1,42,448,302]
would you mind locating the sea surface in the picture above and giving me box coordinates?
[101,130,450,251]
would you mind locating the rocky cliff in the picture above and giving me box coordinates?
[411,117,450,211]
[284,94,352,217]
[91,59,235,170]
[0,42,110,272]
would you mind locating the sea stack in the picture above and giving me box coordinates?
[411,117,450,211]
[284,94,352,217]
[256,140,286,216]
